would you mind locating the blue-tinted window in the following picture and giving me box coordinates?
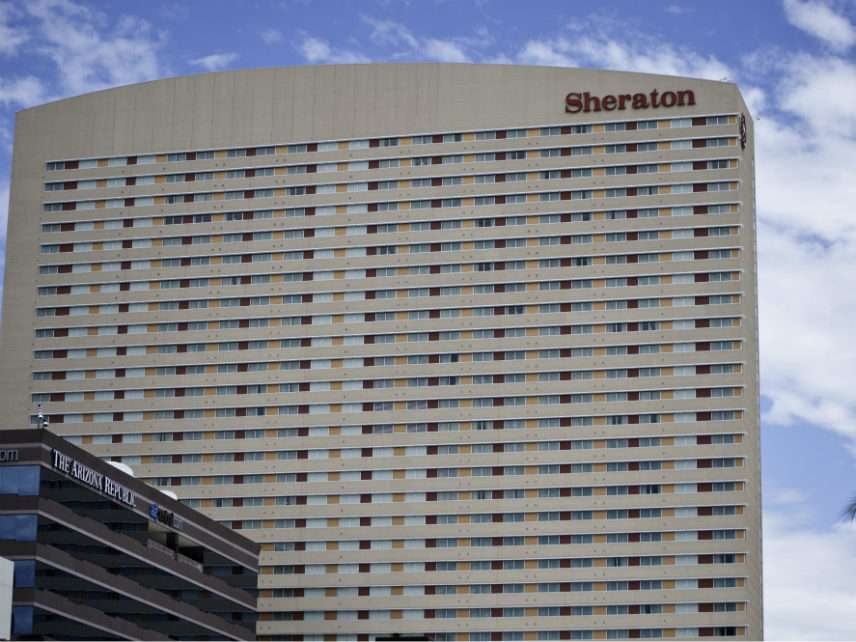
[0,514,38,541]
[13,560,35,587]
[0,466,40,495]
[12,606,33,635]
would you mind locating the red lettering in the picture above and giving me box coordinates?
[677,90,695,106]
[566,89,693,111]
[565,92,582,114]
[632,93,649,109]
[583,92,601,112]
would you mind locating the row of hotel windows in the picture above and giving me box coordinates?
[224,503,744,534]
[32,341,744,384]
[74,427,741,446]
[267,580,745,600]
[267,562,744,577]
[41,177,738,212]
[33,316,740,345]
[34,316,740,348]
[34,287,742,320]
[39,220,738,260]
[35,271,740,309]
[264,592,744,608]
[33,333,743,366]
[36,248,740,293]
[43,156,736,193]
[39,274,740,314]
[40,203,738,234]
[34,384,742,407]
[43,115,737,171]
[32,364,742,402]
[158,504,744,531]
[259,627,744,641]
[163,480,743,506]
[169,484,745,507]
[35,390,745,419]
[263,554,741,571]
[56,422,743,452]
[71,434,742,463]
[147,478,743,498]
[127,462,747,485]
[260,552,746,568]
[32,386,744,422]
[137,456,743,480]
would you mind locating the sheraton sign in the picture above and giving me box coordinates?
[565,89,696,114]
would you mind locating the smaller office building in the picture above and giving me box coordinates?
[0,429,259,640]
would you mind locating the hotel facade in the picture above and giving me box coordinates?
[0,64,762,640]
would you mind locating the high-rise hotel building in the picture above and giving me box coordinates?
[0,65,761,640]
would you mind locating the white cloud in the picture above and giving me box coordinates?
[573,37,732,80]
[757,224,856,441]
[515,32,732,80]
[745,52,856,446]
[362,16,476,63]
[297,36,370,64]
[0,76,46,107]
[784,0,856,51]
[364,16,419,50]
[423,38,470,63]
[665,4,690,15]
[25,0,166,96]
[764,510,856,639]
[768,487,809,506]
[517,38,578,67]
[260,28,282,45]
[190,52,238,71]
[0,2,29,55]
[776,54,856,137]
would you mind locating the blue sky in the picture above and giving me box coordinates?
[2,0,856,637]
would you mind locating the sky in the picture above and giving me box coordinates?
[1,0,855,637]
